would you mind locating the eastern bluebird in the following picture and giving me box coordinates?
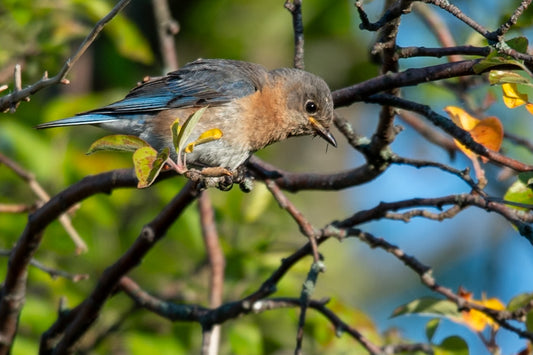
[37,59,336,171]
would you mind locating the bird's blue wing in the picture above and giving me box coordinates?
[37,59,267,128]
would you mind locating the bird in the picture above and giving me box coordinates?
[37,58,336,171]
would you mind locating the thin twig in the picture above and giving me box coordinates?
[151,0,180,72]
[0,168,142,355]
[198,191,225,355]
[284,0,305,70]
[331,227,533,342]
[493,0,532,37]
[295,262,323,355]
[424,0,491,39]
[0,203,36,213]
[0,153,87,253]
[0,250,88,282]
[53,182,198,354]
[364,94,533,172]
[265,179,320,261]
[0,0,131,112]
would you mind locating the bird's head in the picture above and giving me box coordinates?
[273,68,336,147]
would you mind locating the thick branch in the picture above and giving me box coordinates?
[0,168,140,354]
[53,182,199,354]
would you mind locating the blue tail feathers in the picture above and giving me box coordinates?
[35,114,119,129]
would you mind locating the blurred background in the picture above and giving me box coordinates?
[1,0,533,353]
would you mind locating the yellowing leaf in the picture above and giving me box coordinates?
[459,290,505,332]
[87,135,150,154]
[469,116,504,154]
[170,118,181,151]
[489,70,531,86]
[133,147,169,188]
[445,106,480,131]
[176,107,208,155]
[444,106,504,162]
[502,83,529,108]
[184,128,223,153]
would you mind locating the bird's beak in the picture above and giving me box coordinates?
[309,117,337,147]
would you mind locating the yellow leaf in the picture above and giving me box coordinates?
[502,83,529,108]
[459,290,505,332]
[445,106,480,131]
[444,106,504,162]
[469,116,504,163]
[132,147,169,188]
[184,128,223,153]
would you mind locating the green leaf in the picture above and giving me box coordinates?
[87,135,150,154]
[507,293,533,311]
[184,128,223,153]
[133,147,169,188]
[171,118,181,151]
[74,0,154,65]
[507,36,529,53]
[504,178,533,210]
[473,56,526,74]
[518,172,533,187]
[525,312,533,333]
[391,297,462,319]
[434,336,469,355]
[176,107,208,155]
[426,318,441,342]
[488,70,532,85]
[509,293,533,332]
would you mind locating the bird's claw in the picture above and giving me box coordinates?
[184,166,254,192]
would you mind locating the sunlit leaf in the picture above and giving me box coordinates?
[170,118,181,151]
[434,336,469,355]
[133,146,169,188]
[469,117,504,153]
[489,70,531,85]
[504,178,533,210]
[459,290,505,332]
[445,106,503,162]
[176,107,208,155]
[391,297,462,319]
[86,135,150,154]
[445,106,479,131]
[527,104,533,115]
[507,293,533,311]
[502,83,530,108]
[184,128,223,153]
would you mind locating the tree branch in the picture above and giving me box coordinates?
[53,182,199,354]
[0,0,131,113]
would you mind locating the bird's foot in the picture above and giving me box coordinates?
[184,166,255,192]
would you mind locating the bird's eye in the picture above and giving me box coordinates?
[305,100,318,114]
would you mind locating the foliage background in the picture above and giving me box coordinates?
[2,0,533,354]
